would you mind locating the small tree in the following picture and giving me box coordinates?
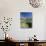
[1,17,12,39]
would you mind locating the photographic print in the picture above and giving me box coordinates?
[20,12,32,28]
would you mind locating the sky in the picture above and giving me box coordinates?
[20,12,32,18]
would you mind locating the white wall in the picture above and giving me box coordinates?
[0,0,46,40]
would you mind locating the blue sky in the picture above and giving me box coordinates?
[20,12,32,18]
